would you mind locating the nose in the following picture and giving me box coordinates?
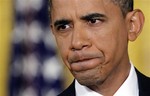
[70,25,91,51]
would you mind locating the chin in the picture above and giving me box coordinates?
[72,66,105,86]
[76,75,104,87]
[78,79,96,86]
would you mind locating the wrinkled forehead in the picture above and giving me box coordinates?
[50,0,119,14]
[50,0,122,21]
[50,0,114,8]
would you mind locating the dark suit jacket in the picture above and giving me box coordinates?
[58,69,150,96]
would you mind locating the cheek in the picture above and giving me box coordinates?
[56,37,71,68]
[92,27,128,65]
[92,31,118,60]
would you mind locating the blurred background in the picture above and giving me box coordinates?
[0,0,150,96]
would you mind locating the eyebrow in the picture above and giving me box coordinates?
[54,19,72,27]
[80,13,107,21]
[53,13,107,27]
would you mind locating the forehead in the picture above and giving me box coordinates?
[51,0,117,9]
[51,0,121,21]
[51,0,113,10]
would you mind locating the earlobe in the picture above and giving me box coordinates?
[126,9,145,41]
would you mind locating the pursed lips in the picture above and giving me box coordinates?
[68,53,104,71]
[69,56,96,64]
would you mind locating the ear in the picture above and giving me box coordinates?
[125,9,145,41]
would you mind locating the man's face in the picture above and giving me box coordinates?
[51,0,129,86]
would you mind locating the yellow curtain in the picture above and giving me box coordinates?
[0,0,13,96]
[129,0,150,77]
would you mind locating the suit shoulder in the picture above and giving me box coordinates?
[136,68,150,95]
[57,80,75,96]
[136,69,150,86]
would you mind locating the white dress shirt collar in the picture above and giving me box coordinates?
[75,64,139,96]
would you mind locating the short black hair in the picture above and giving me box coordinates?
[111,0,133,16]
[48,0,133,19]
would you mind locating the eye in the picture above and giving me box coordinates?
[88,18,101,25]
[57,24,70,31]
